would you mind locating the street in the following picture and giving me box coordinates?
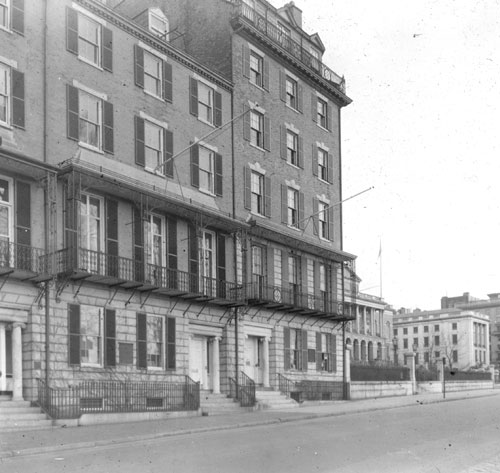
[2,394,500,473]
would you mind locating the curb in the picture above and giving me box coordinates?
[1,390,498,460]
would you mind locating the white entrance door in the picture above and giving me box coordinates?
[244,336,262,384]
[189,337,208,388]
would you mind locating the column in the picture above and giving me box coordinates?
[262,337,270,388]
[344,342,352,400]
[407,352,416,395]
[0,323,6,391]
[211,337,220,394]
[11,323,25,401]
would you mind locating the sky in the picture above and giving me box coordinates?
[300,0,500,310]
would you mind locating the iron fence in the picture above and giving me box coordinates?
[350,362,410,381]
[295,380,344,401]
[37,377,200,419]
[228,371,256,407]
[277,373,295,397]
[0,240,48,274]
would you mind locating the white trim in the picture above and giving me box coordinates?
[285,179,300,190]
[248,162,266,174]
[189,322,223,338]
[194,137,218,153]
[139,111,169,130]
[317,194,330,204]
[248,101,265,114]
[73,80,108,101]
[138,41,168,62]
[315,90,329,103]
[72,3,107,26]
[78,142,104,155]
[0,55,17,69]
[284,68,299,82]
[285,122,300,134]
[193,73,218,91]
[316,141,329,152]
[248,42,265,57]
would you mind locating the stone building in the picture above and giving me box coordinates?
[0,0,356,414]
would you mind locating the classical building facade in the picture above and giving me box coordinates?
[0,0,356,411]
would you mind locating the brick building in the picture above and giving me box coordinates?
[0,0,356,416]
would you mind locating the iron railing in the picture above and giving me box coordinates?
[0,240,48,274]
[295,380,344,401]
[234,3,345,91]
[277,373,295,398]
[48,247,244,303]
[37,377,200,419]
[350,362,410,381]
[229,371,256,407]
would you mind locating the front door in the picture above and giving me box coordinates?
[244,336,262,384]
[189,336,209,389]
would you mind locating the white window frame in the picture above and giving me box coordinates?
[249,50,263,88]
[199,145,215,195]
[143,49,163,99]
[146,314,164,369]
[0,0,10,31]
[79,193,105,273]
[285,75,297,110]
[318,148,328,182]
[144,120,164,173]
[78,90,102,151]
[0,175,13,267]
[145,212,166,267]
[250,170,264,215]
[77,12,102,68]
[317,97,328,129]
[198,82,214,125]
[0,62,10,127]
[318,201,329,240]
[80,305,104,367]
[290,327,301,370]
[148,9,169,40]
[286,129,298,167]
[250,110,264,149]
[287,187,298,227]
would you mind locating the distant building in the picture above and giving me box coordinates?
[393,308,490,371]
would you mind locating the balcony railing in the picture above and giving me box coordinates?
[234,3,345,92]
[0,239,49,276]
[37,377,200,419]
[48,247,244,304]
[229,371,256,407]
[246,280,344,317]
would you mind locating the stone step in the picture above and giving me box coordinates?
[0,412,49,421]
[1,418,53,430]
[0,400,31,408]
[0,406,43,414]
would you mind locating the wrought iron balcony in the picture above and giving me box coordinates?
[49,247,244,305]
[232,3,345,93]
[0,240,51,281]
[246,279,348,320]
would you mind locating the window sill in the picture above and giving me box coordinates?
[285,104,300,114]
[0,26,12,35]
[0,121,13,131]
[199,188,216,198]
[78,55,104,72]
[249,142,265,152]
[316,123,330,132]
[143,89,165,102]
[286,224,302,232]
[250,81,266,92]
[145,166,166,177]
[250,210,268,219]
[79,142,104,154]
[197,116,215,128]
[286,161,300,170]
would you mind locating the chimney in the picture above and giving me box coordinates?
[281,2,302,29]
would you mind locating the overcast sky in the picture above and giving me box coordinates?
[300,0,500,310]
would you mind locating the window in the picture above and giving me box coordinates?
[424,351,429,363]
[309,47,320,71]
[289,328,302,370]
[0,61,24,129]
[137,313,164,369]
[67,85,113,153]
[317,97,328,129]
[68,305,105,367]
[252,245,265,297]
[452,322,457,330]
[393,328,397,336]
[244,167,271,217]
[287,188,298,227]
[452,350,458,363]
[190,144,223,196]
[318,333,333,371]
[134,45,172,103]
[0,176,13,266]
[145,212,165,276]
[403,328,408,335]
[66,8,112,71]
[189,78,222,126]
[452,334,458,345]
[250,110,264,148]
[144,120,164,171]
[424,325,429,333]
[318,201,329,240]
[281,185,303,229]
[251,171,264,215]
[1,0,24,34]
[286,76,297,109]
[277,22,291,47]
[435,351,440,359]
[434,335,440,346]
[286,130,298,166]
[135,116,173,176]
[413,327,418,334]
[403,339,408,349]
[319,263,327,310]
[0,0,8,30]
[79,193,104,273]
[148,8,168,40]
[317,148,329,182]
[250,50,263,87]
[424,336,429,347]
[288,255,299,304]
[434,325,439,331]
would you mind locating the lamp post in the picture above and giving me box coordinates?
[392,337,398,365]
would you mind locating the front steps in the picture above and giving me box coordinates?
[255,388,300,410]
[0,398,53,432]
[199,390,254,416]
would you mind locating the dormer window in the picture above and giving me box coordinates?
[148,8,168,40]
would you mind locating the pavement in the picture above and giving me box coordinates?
[1,387,499,460]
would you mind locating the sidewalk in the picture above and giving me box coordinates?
[1,388,499,459]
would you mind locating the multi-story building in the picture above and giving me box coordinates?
[0,0,356,414]
[393,308,490,371]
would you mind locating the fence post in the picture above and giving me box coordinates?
[490,366,496,387]
[407,352,416,395]
[343,342,352,400]
[439,358,445,398]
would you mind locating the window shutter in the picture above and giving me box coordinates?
[136,312,147,369]
[133,206,144,282]
[134,116,145,166]
[15,181,30,246]
[280,126,286,160]
[330,334,337,372]
[163,61,173,103]
[190,143,199,188]
[64,181,79,260]
[298,192,305,230]
[283,327,291,370]
[312,144,318,177]
[189,77,198,117]
[214,91,222,127]
[167,218,177,270]
[134,44,144,88]
[327,102,333,131]
[66,84,79,141]
[164,129,174,177]
[263,115,270,151]
[68,304,81,366]
[327,152,334,184]
[328,205,334,241]
[102,26,113,72]
[243,105,250,141]
[166,317,176,370]
[297,135,303,169]
[11,0,24,35]
[281,184,287,224]
[243,166,251,211]
[311,93,317,122]
[106,199,118,277]
[301,329,308,371]
[297,82,303,112]
[105,309,116,367]
[264,175,271,218]
[66,7,78,55]
[214,153,223,197]
[217,233,226,287]
[103,100,114,154]
[279,70,286,102]
[12,69,25,128]
[263,57,269,91]
[242,43,250,78]
[188,225,199,292]
[312,198,319,236]
[316,332,322,371]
